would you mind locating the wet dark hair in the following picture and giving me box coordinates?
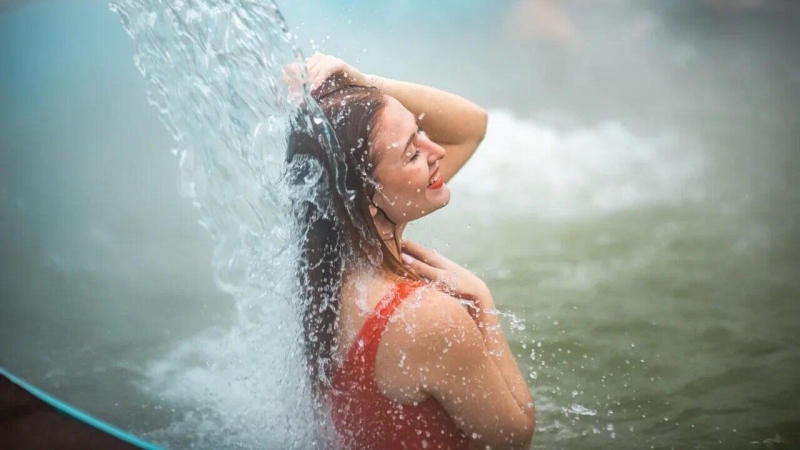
[286,71,419,391]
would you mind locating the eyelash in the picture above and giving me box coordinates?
[409,127,424,161]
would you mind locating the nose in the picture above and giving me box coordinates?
[426,141,446,165]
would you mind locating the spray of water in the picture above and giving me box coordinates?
[109,0,360,447]
[106,1,711,447]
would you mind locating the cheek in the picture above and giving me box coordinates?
[406,168,430,196]
[379,166,429,206]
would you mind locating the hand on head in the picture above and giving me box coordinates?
[305,52,369,95]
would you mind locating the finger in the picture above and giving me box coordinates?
[313,66,337,91]
[311,74,331,94]
[284,61,301,76]
[402,240,447,268]
[307,51,324,63]
[305,57,320,71]
[283,66,306,97]
[400,252,442,281]
[313,64,332,84]
[308,66,325,91]
[309,54,330,72]
[307,64,319,82]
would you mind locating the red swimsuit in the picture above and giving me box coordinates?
[329,280,470,450]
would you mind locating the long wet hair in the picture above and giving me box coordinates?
[286,71,419,392]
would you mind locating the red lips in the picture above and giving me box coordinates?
[428,169,443,190]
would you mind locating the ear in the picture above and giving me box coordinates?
[369,204,378,217]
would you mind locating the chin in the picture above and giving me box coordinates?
[429,191,451,213]
[410,186,450,219]
[439,192,451,208]
[436,185,451,207]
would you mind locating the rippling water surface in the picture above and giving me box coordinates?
[1,1,799,449]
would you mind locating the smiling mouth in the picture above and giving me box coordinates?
[428,169,443,189]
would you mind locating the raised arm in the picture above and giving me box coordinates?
[365,76,487,183]
[305,52,488,183]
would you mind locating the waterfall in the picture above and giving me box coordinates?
[110,1,351,447]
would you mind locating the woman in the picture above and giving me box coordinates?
[288,53,534,450]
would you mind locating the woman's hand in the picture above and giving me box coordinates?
[305,52,370,94]
[401,240,493,315]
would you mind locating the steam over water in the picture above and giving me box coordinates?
[1,0,799,449]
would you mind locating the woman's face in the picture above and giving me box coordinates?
[369,95,449,224]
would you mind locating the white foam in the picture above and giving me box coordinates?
[136,301,317,449]
[448,109,708,219]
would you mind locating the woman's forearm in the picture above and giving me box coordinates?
[366,75,488,182]
[476,292,535,422]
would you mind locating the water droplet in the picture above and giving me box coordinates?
[567,404,597,416]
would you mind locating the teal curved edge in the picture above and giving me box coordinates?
[0,366,163,450]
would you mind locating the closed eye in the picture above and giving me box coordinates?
[408,126,427,162]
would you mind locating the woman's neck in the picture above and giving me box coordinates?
[376,221,406,260]
[342,259,403,289]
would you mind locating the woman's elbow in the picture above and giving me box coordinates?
[507,413,535,450]
[520,415,535,449]
[475,108,488,144]
[490,414,535,450]
[505,415,534,450]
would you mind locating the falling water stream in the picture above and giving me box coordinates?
[1,0,798,448]
[109,1,346,447]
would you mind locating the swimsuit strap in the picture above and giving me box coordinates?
[348,280,426,361]
[372,280,426,324]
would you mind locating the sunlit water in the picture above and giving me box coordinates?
[1,1,799,449]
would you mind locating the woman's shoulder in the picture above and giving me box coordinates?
[408,284,475,329]
[375,283,483,402]
[381,283,482,359]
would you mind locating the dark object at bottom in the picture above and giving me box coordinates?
[0,368,160,449]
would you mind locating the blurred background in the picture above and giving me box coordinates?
[1,0,799,448]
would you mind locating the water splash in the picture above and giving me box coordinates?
[109,0,354,447]
[565,403,598,417]
[111,0,327,300]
